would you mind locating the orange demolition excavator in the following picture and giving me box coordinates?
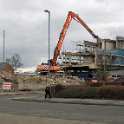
[36,11,99,73]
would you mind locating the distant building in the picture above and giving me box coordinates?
[111,49,124,66]
[116,36,124,49]
[60,36,124,78]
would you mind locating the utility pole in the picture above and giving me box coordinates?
[104,39,106,72]
[3,30,5,63]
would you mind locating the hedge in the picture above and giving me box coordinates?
[54,85,124,100]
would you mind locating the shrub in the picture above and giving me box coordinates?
[98,86,124,99]
[54,84,65,94]
[55,85,124,100]
[55,85,85,98]
[80,87,98,98]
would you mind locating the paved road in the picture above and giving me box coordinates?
[0,95,124,124]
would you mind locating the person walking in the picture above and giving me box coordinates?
[45,86,52,99]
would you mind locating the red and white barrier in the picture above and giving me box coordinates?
[91,79,98,83]
[2,82,13,90]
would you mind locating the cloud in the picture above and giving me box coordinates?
[0,0,124,67]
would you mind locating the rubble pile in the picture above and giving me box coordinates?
[49,76,83,85]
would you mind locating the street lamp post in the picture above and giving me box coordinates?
[44,10,51,72]
[44,9,51,86]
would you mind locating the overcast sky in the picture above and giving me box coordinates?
[0,0,124,67]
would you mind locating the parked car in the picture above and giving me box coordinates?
[112,75,121,80]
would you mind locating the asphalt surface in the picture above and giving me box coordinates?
[0,95,124,124]
[13,96,124,106]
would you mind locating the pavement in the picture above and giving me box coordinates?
[0,95,124,124]
[0,91,41,96]
[11,95,124,106]
[0,113,105,124]
[1,90,124,106]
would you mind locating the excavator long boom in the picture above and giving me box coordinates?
[51,11,99,66]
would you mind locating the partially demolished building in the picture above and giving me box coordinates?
[60,36,124,78]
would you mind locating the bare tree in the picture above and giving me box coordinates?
[6,53,23,70]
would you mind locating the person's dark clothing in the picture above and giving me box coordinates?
[45,86,52,99]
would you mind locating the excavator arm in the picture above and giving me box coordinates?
[37,11,99,73]
[51,11,99,66]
